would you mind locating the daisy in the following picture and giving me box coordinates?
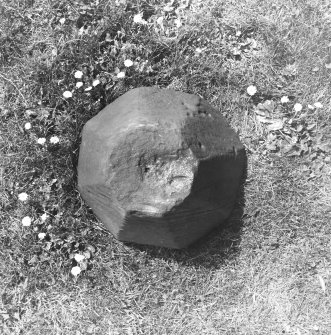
[71,266,81,276]
[293,103,302,112]
[117,72,125,79]
[92,79,100,86]
[280,96,289,103]
[76,82,83,88]
[40,213,49,222]
[63,91,72,98]
[22,216,32,227]
[74,254,85,262]
[37,137,46,145]
[314,102,323,108]
[124,59,133,67]
[163,5,174,12]
[247,85,257,96]
[18,192,28,201]
[74,71,83,79]
[49,136,59,144]
[174,19,182,28]
[24,122,32,130]
[38,232,46,240]
[133,13,147,24]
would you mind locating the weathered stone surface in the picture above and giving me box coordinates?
[78,87,246,248]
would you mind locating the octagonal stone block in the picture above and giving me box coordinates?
[78,87,246,249]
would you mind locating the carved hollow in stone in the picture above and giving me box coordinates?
[78,87,246,248]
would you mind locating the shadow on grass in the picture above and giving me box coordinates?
[125,165,247,270]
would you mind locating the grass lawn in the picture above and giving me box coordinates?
[1,0,331,334]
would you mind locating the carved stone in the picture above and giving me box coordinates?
[78,87,245,248]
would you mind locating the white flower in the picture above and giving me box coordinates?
[124,59,133,67]
[37,137,46,145]
[18,192,28,201]
[133,13,147,24]
[280,96,289,103]
[24,122,32,130]
[59,18,65,25]
[49,136,59,144]
[156,16,164,25]
[71,266,81,276]
[314,102,323,108]
[78,26,86,35]
[247,85,257,96]
[84,86,92,91]
[117,72,125,78]
[74,254,85,262]
[74,71,83,79]
[174,19,182,28]
[195,47,203,54]
[163,5,174,12]
[40,213,49,222]
[92,79,100,86]
[38,232,46,240]
[63,91,73,98]
[76,82,83,88]
[22,216,32,227]
[293,103,303,112]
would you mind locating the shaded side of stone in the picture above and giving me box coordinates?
[118,152,246,249]
[181,97,244,160]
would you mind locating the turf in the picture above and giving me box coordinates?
[1,0,330,334]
